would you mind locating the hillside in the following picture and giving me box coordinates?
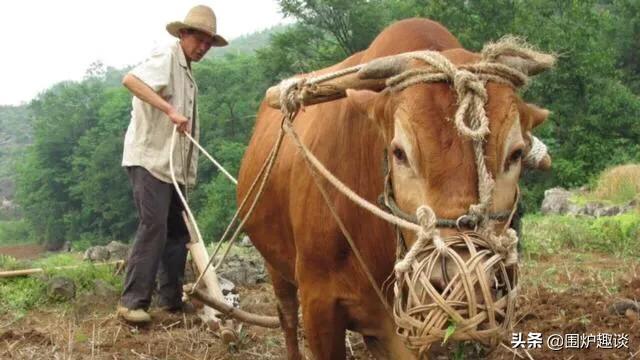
[208,24,287,59]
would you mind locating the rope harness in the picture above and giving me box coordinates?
[171,36,554,355]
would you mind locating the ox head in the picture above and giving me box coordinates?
[346,46,553,245]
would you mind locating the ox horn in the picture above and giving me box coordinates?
[482,36,556,76]
[264,51,422,109]
[356,52,420,80]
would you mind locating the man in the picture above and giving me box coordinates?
[118,5,227,324]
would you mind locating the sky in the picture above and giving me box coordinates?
[0,1,289,106]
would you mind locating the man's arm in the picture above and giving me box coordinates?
[122,73,190,133]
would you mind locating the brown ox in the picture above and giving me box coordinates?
[237,18,550,359]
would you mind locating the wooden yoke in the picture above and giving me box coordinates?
[265,73,386,109]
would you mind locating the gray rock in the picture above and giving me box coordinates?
[541,186,636,217]
[83,246,110,262]
[105,241,130,260]
[218,254,267,286]
[576,202,630,218]
[609,299,640,315]
[541,187,573,215]
[47,277,76,301]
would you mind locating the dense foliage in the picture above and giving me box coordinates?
[1,0,638,248]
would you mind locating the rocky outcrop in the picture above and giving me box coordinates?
[83,241,130,262]
[541,187,577,215]
[105,241,130,260]
[83,246,110,262]
[541,187,636,217]
[217,253,267,286]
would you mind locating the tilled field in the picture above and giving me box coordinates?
[1,245,639,359]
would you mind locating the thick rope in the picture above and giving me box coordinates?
[524,135,548,168]
[394,206,445,273]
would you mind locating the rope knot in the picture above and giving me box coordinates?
[416,205,436,232]
[486,228,519,266]
[279,77,307,116]
[451,70,490,142]
[394,205,443,273]
[453,69,487,102]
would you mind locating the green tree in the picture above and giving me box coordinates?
[16,79,107,248]
[68,87,136,243]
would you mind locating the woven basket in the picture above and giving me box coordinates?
[393,232,518,356]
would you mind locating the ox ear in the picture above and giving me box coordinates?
[519,102,552,170]
[346,89,378,119]
[518,101,550,131]
[527,103,550,129]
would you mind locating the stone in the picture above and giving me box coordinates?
[218,276,239,308]
[105,241,130,260]
[83,246,110,262]
[47,277,76,301]
[609,299,640,315]
[218,254,267,286]
[541,187,573,215]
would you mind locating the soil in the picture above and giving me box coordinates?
[0,244,45,260]
[1,245,639,359]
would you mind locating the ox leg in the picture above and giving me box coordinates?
[300,288,347,360]
[268,267,302,360]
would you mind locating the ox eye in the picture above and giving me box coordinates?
[392,145,407,165]
[505,148,524,170]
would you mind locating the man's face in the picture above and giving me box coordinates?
[180,29,215,62]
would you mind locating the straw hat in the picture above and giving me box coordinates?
[166,5,228,47]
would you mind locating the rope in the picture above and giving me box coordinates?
[184,132,237,185]
[280,119,421,233]
[282,117,395,315]
[524,135,548,168]
[169,124,287,295]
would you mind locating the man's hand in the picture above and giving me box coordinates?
[167,108,190,134]
[122,74,191,134]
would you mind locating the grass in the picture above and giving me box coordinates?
[592,164,640,204]
[0,254,31,271]
[521,213,640,259]
[0,252,123,317]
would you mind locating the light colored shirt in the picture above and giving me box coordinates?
[122,40,200,186]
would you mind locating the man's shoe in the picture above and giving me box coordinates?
[117,305,151,324]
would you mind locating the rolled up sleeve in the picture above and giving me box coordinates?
[129,50,172,93]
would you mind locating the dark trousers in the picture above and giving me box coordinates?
[120,166,189,310]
